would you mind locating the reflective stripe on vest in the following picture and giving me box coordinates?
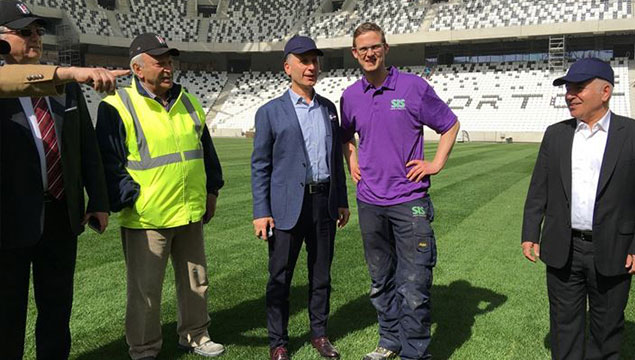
[117,88,204,170]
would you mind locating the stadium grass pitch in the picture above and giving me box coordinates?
[22,139,635,359]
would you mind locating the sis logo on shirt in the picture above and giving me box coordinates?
[390,99,406,110]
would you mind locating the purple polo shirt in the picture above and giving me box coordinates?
[340,66,457,206]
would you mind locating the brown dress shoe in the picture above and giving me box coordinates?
[311,337,340,358]
[270,346,290,360]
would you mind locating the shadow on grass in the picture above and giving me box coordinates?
[75,285,376,359]
[542,320,635,356]
[285,294,377,354]
[429,280,508,360]
[75,280,507,359]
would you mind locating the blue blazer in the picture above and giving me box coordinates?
[251,91,349,230]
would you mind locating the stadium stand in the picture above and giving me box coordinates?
[210,59,632,134]
[299,10,356,39]
[208,0,320,43]
[117,0,198,42]
[299,0,426,39]
[25,0,113,36]
[13,0,634,140]
[213,71,289,129]
[431,0,633,32]
[19,0,634,42]
[353,0,426,35]
[428,58,632,133]
[71,7,112,36]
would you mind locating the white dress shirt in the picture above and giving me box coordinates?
[570,110,611,230]
[19,96,52,188]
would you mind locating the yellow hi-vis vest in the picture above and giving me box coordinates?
[103,86,207,229]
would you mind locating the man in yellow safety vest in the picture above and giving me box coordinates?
[95,33,224,360]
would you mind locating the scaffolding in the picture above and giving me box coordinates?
[548,35,566,73]
[56,23,80,66]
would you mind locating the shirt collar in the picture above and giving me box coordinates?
[576,109,611,133]
[288,87,318,106]
[362,66,398,93]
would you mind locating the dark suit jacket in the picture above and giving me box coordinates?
[522,112,635,276]
[0,82,109,249]
[251,91,349,231]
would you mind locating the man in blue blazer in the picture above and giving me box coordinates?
[251,35,350,360]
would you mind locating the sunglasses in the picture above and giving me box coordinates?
[1,28,46,37]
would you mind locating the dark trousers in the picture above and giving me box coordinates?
[547,236,632,360]
[357,196,436,360]
[0,198,77,360]
[266,187,336,349]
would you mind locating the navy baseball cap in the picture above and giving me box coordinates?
[284,35,323,58]
[129,33,180,61]
[0,1,47,29]
[553,58,614,86]
[0,40,9,55]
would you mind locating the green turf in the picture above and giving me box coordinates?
[21,139,635,359]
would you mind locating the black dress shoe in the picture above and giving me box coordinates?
[311,337,340,358]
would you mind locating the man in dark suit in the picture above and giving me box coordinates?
[251,35,350,360]
[522,58,635,360]
[0,2,109,359]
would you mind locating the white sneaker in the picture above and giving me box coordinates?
[178,340,225,357]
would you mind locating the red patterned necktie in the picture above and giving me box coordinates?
[31,97,64,200]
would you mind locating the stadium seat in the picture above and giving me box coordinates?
[431,0,632,32]
[210,59,632,134]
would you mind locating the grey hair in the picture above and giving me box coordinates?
[284,52,321,66]
[129,53,144,72]
[598,78,614,93]
[0,26,8,40]
[596,78,614,103]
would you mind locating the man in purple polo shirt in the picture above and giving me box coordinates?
[340,22,459,360]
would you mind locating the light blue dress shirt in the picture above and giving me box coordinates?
[288,88,330,183]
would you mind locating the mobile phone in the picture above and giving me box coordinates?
[87,216,104,234]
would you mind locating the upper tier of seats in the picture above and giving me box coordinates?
[299,0,426,39]
[25,0,113,36]
[117,0,199,42]
[208,0,320,43]
[431,0,632,32]
[22,0,634,42]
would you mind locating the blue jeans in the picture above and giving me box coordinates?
[358,197,436,360]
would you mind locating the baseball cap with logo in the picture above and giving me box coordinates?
[0,40,10,54]
[129,33,180,61]
[0,1,47,30]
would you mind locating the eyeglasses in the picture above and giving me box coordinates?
[0,28,46,37]
[354,43,385,56]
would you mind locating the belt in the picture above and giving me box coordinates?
[572,229,593,242]
[306,182,329,194]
